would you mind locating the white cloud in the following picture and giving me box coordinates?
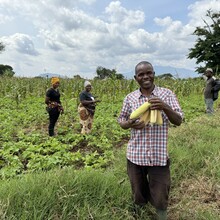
[0,0,219,78]
[154,16,173,27]
[105,1,145,28]
[188,0,220,27]
[0,14,13,24]
[2,34,39,56]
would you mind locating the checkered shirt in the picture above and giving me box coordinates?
[118,86,183,166]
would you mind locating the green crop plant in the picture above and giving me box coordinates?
[0,76,219,179]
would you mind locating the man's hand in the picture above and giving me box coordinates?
[127,118,146,129]
[149,97,182,126]
[119,118,145,130]
[148,97,164,110]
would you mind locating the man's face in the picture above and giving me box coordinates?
[134,63,155,90]
[205,70,212,78]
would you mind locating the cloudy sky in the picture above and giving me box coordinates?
[0,0,219,78]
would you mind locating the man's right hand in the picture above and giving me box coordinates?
[128,118,146,129]
[119,118,145,130]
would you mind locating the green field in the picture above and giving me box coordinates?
[0,77,219,219]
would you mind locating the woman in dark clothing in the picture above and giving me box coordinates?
[45,77,64,136]
[78,81,101,134]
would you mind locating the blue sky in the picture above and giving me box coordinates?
[0,0,219,78]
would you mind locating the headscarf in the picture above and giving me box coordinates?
[206,68,213,73]
[84,80,91,88]
[51,77,60,85]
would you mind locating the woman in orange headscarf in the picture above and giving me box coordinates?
[45,77,64,136]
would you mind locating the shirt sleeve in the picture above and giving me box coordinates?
[46,89,52,97]
[79,92,86,101]
[117,96,132,123]
[165,90,184,119]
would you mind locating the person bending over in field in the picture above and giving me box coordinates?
[118,61,183,220]
[78,80,101,135]
[45,77,64,136]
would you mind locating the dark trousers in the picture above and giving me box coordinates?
[127,159,171,210]
[48,108,60,136]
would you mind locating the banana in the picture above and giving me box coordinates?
[130,102,151,119]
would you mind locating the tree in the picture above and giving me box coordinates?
[157,73,174,79]
[0,64,15,77]
[73,74,82,79]
[3,69,15,77]
[114,73,124,80]
[95,66,124,79]
[96,66,112,79]
[188,10,220,74]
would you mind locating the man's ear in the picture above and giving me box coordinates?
[134,75,136,80]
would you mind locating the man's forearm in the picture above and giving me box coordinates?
[163,104,182,126]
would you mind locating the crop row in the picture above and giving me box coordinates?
[0,77,208,178]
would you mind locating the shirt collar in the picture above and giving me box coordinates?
[137,85,159,98]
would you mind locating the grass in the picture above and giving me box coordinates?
[0,75,220,220]
[0,168,134,220]
[0,110,220,219]
[168,109,220,220]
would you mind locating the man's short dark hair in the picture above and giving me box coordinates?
[135,61,153,75]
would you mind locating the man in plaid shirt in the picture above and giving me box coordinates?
[118,61,183,220]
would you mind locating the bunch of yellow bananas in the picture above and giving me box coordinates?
[130,102,163,125]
